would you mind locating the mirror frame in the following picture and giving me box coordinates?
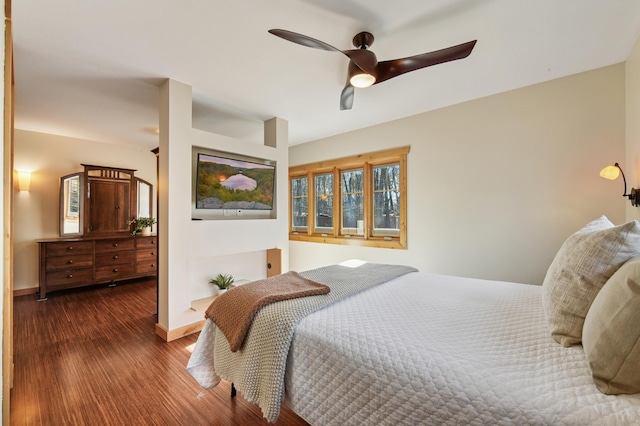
[134,177,153,221]
[59,172,84,237]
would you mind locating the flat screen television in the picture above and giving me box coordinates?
[195,153,275,210]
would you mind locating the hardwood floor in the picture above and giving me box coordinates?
[11,278,310,425]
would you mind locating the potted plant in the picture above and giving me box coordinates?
[209,273,235,294]
[127,217,157,236]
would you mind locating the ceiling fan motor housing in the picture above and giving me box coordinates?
[353,32,374,49]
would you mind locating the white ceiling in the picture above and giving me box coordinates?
[12,0,640,148]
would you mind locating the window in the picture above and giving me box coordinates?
[341,169,364,235]
[373,164,400,237]
[314,173,334,233]
[291,176,308,232]
[289,146,409,249]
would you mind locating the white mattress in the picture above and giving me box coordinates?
[284,272,640,425]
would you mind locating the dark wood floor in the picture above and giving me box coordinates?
[11,278,309,425]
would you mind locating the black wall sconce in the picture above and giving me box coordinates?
[600,163,639,206]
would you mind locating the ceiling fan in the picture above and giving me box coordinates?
[268,29,477,111]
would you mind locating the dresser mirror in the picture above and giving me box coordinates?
[136,179,152,218]
[59,172,83,237]
[59,165,153,237]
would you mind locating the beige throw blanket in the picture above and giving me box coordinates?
[206,271,330,352]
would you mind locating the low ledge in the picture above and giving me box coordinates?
[191,295,216,312]
[190,279,252,312]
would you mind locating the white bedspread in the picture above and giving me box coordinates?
[285,272,640,425]
[187,263,416,422]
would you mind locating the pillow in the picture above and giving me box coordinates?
[542,216,640,346]
[583,256,640,394]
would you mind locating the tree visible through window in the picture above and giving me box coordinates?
[291,176,308,231]
[341,169,363,235]
[373,164,400,236]
[314,173,333,232]
[289,146,408,249]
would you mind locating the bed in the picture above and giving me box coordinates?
[187,217,640,425]
[284,271,640,425]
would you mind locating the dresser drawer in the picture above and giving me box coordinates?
[136,249,157,262]
[95,238,135,252]
[45,241,93,257]
[136,237,157,249]
[95,250,135,267]
[46,254,93,272]
[47,268,93,287]
[95,264,135,281]
[136,261,157,275]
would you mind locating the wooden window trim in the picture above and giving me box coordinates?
[289,146,409,249]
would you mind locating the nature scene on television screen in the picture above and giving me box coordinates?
[196,154,275,210]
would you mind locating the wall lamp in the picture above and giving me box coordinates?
[599,163,639,206]
[17,171,31,192]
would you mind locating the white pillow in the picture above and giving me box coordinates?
[583,256,640,394]
[542,216,640,346]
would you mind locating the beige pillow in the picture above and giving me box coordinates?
[583,256,640,394]
[542,216,640,346]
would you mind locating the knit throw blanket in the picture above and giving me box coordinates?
[186,262,418,423]
[206,271,330,352]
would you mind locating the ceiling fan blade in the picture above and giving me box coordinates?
[268,29,341,52]
[269,29,376,75]
[374,40,477,85]
[340,83,354,111]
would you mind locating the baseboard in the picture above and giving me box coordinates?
[13,287,38,297]
[155,320,206,342]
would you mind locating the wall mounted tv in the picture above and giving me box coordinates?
[194,151,276,216]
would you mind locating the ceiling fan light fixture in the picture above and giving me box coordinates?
[350,72,376,88]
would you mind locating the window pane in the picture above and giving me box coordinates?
[291,177,308,231]
[315,173,333,232]
[373,164,400,236]
[341,169,364,235]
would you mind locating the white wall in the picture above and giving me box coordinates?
[13,130,157,291]
[289,64,626,285]
[158,80,289,333]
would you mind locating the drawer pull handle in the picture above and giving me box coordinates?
[113,255,118,259]
[67,274,73,278]
[151,252,155,256]
[113,269,118,272]
[68,260,73,264]
[68,247,73,251]
[151,240,156,244]
[151,264,155,267]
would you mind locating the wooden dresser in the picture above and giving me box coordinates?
[37,235,157,300]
